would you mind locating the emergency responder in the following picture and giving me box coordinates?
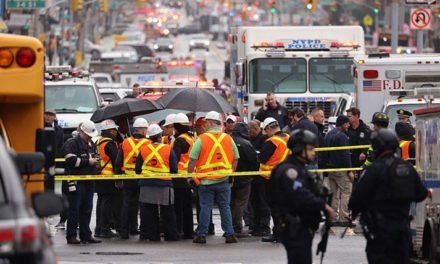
[95,119,121,239]
[115,117,150,239]
[271,129,335,264]
[161,113,176,144]
[135,124,179,242]
[259,117,290,242]
[349,129,427,264]
[188,111,239,244]
[64,120,101,244]
[255,92,289,128]
[364,112,389,167]
[396,109,412,124]
[44,109,64,192]
[125,83,141,98]
[171,113,195,239]
[346,107,371,170]
[395,122,416,165]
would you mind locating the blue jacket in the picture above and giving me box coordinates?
[323,128,352,169]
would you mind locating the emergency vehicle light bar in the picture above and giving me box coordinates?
[251,42,285,49]
[46,65,72,73]
[330,42,360,49]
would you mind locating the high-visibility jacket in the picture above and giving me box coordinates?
[400,140,412,161]
[97,136,117,176]
[195,131,234,183]
[122,136,149,175]
[139,142,172,181]
[172,133,194,174]
[260,134,290,180]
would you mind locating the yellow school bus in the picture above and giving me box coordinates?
[0,33,46,194]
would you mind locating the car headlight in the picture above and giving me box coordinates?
[153,44,159,49]
[204,41,210,46]
[169,44,173,49]
[189,41,195,46]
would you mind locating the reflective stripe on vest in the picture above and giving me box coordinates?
[400,140,411,161]
[176,133,194,174]
[122,137,149,175]
[140,143,171,180]
[195,132,234,182]
[97,137,115,176]
[260,134,290,180]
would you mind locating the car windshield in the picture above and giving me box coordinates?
[168,67,198,76]
[385,103,440,129]
[93,77,109,83]
[309,57,354,93]
[249,58,307,93]
[101,93,121,102]
[45,85,98,113]
[157,38,171,45]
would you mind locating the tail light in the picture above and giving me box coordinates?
[0,228,14,243]
[427,188,433,199]
[16,48,36,67]
[0,49,14,68]
[20,225,37,245]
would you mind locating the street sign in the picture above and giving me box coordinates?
[363,15,373,27]
[410,8,432,30]
[6,0,45,9]
[405,0,436,4]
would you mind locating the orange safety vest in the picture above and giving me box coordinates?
[259,134,290,180]
[400,140,412,161]
[96,137,117,176]
[122,136,149,174]
[195,131,234,184]
[171,133,194,174]
[139,142,172,181]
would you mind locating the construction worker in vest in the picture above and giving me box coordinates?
[95,119,121,239]
[135,124,179,242]
[171,113,195,239]
[258,117,290,243]
[395,121,416,165]
[364,112,389,167]
[188,111,240,244]
[115,117,150,240]
[160,113,176,144]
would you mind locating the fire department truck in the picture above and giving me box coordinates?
[229,26,365,122]
[352,54,440,129]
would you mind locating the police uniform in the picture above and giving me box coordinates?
[349,129,427,264]
[270,130,327,264]
[397,109,412,123]
[395,121,416,165]
[364,112,389,167]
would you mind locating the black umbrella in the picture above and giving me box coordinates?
[91,98,163,122]
[157,88,235,113]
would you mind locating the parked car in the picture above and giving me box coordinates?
[189,34,210,51]
[99,88,128,103]
[114,41,155,61]
[92,73,113,84]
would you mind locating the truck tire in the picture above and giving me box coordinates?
[422,218,438,264]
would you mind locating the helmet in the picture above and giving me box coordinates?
[80,120,98,137]
[173,113,190,125]
[371,112,389,126]
[205,111,222,122]
[287,129,318,154]
[100,119,119,130]
[147,124,163,137]
[133,118,149,128]
[370,128,399,155]
[262,117,278,130]
[163,114,177,126]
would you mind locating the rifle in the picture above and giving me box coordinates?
[316,193,333,264]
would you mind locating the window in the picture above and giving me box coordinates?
[101,93,121,102]
[309,58,354,93]
[249,58,307,93]
[385,103,440,129]
[93,77,110,83]
[167,67,198,76]
[45,85,98,113]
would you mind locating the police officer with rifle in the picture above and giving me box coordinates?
[349,129,427,263]
[271,129,335,264]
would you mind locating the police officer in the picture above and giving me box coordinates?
[64,120,101,244]
[364,112,389,167]
[116,117,150,239]
[271,129,335,264]
[396,109,412,124]
[349,129,427,264]
[395,121,416,165]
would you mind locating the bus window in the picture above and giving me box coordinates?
[309,57,354,93]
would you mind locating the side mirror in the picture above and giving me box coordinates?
[14,152,46,175]
[235,62,245,86]
[36,128,56,168]
[32,192,67,218]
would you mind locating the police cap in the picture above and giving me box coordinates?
[371,112,389,126]
[288,129,318,154]
[370,128,400,155]
[397,109,412,118]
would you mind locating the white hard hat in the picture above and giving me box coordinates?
[147,124,163,137]
[163,113,177,126]
[133,117,149,128]
[80,120,98,137]
[262,117,278,130]
[100,119,119,130]
[226,115,237,123]
[173,113,190,125]
[205,111,222,122]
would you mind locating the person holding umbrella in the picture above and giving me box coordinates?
[116,117,150,240]
[135,124,180,242]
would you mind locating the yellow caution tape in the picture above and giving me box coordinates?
[54,145,371,163]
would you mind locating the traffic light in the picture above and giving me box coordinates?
[269,0,276,14]
[99,0,109,13]
[305,0,316,12]
[435,4,440,18]
[71,0,83,12]
[373,0,381,14]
